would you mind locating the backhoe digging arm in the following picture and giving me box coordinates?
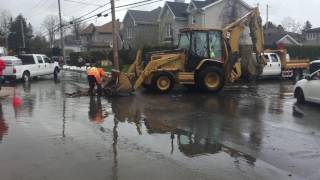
[222,7,265,82]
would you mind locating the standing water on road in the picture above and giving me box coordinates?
[0,71,319,180]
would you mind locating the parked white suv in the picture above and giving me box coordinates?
[2,54,60,82]
[294,69,320,104]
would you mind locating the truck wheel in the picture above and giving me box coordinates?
[151,72,174,94]
[198,66,225,93]
[22,72,31,83]
[295,88,305,104]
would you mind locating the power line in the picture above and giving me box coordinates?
[64,0,103,7]
[40,0,164,37]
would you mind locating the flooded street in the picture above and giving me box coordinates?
[0,71,320,180]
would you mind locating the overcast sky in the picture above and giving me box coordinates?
[1,0,319,34]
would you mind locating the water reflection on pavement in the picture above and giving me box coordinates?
[0,71,319,180]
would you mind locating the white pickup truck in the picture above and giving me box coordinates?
[259,50,310,81]
[2,54,60,82]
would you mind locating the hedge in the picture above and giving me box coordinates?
[286,46,320,61]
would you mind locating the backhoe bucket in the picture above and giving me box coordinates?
[103,71,133,96]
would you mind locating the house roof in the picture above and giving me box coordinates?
[80,23,95,35]
[166,1,189,18]
[128,7,161,24]
[193,0,218,9]
[264,31,302,46]
[80,21,121,35]
[306,27,320,33]
[96,21,121,33]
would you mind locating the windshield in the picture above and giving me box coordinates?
[178,33,190,49]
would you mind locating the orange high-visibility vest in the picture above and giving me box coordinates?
[87,67,102,83]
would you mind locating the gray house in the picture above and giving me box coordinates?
[158,1,189,46]
[80,21,122,51]
[304,27,320,46]
[122,7,161,49]
[158,0,253,46]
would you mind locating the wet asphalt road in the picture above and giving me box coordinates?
[0,71,319,180]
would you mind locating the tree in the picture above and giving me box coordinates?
[302,20,312,34]
[281,17,302,33]
[30,35,50,54]
[8,14,33,53]
[263,21,277,30]
[42,15,59,48]
[0,9,12,48]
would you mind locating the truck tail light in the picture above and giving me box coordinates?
[13,67,16,74]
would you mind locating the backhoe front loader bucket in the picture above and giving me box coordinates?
[103,71,134,96]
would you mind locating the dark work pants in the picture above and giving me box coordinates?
[87,75,102,96]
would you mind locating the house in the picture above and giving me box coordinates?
[80,20,122,51]
[304,27,320,46]
[158,0,253,46]
[264,28,303,47]
[187,0,251,28]
[158,1,189,46]
[54,35,81,55]
[122,7,161,49]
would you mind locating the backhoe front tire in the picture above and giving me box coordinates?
[197,66,225,93]
[151,72,174,94]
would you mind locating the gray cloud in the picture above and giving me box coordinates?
[1,0,319,34]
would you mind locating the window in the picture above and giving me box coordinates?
[178,33,190,49]
[18,55,36,65]
[208,31,222,60]
[192,32,208,58]
[192,15,196,24]
[37,56,44,63]
[44,57,51,63]
[166,23,172,38]
[270,54,279,62]
[264,55,270,62]
[127,27,133,39]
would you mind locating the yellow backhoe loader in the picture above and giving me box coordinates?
[105,7,266,95]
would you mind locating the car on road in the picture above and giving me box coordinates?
[294,69,320,104]
[2,54,60,82]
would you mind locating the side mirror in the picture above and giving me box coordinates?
[305,75,311,81]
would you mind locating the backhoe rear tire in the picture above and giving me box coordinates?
[151,72,174,94]
[197,66,225,93]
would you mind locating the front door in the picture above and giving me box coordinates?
[269,54,281,75]
[43,55,54,74]
[186,32,209,71]
[36,55,45,75]
[262,55,272,76]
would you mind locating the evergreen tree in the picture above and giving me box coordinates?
[8,14,33,53]
[302,20,312,34]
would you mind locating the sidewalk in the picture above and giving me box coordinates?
[0,87,15,98]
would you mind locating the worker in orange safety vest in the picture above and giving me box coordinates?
[87,63,106,96]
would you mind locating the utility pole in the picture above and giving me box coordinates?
[20,17,26,49]
[58,0,66,64]
[110,0,119,71]
[266,4,269,29]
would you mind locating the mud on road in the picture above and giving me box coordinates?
[0,71,319,180]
